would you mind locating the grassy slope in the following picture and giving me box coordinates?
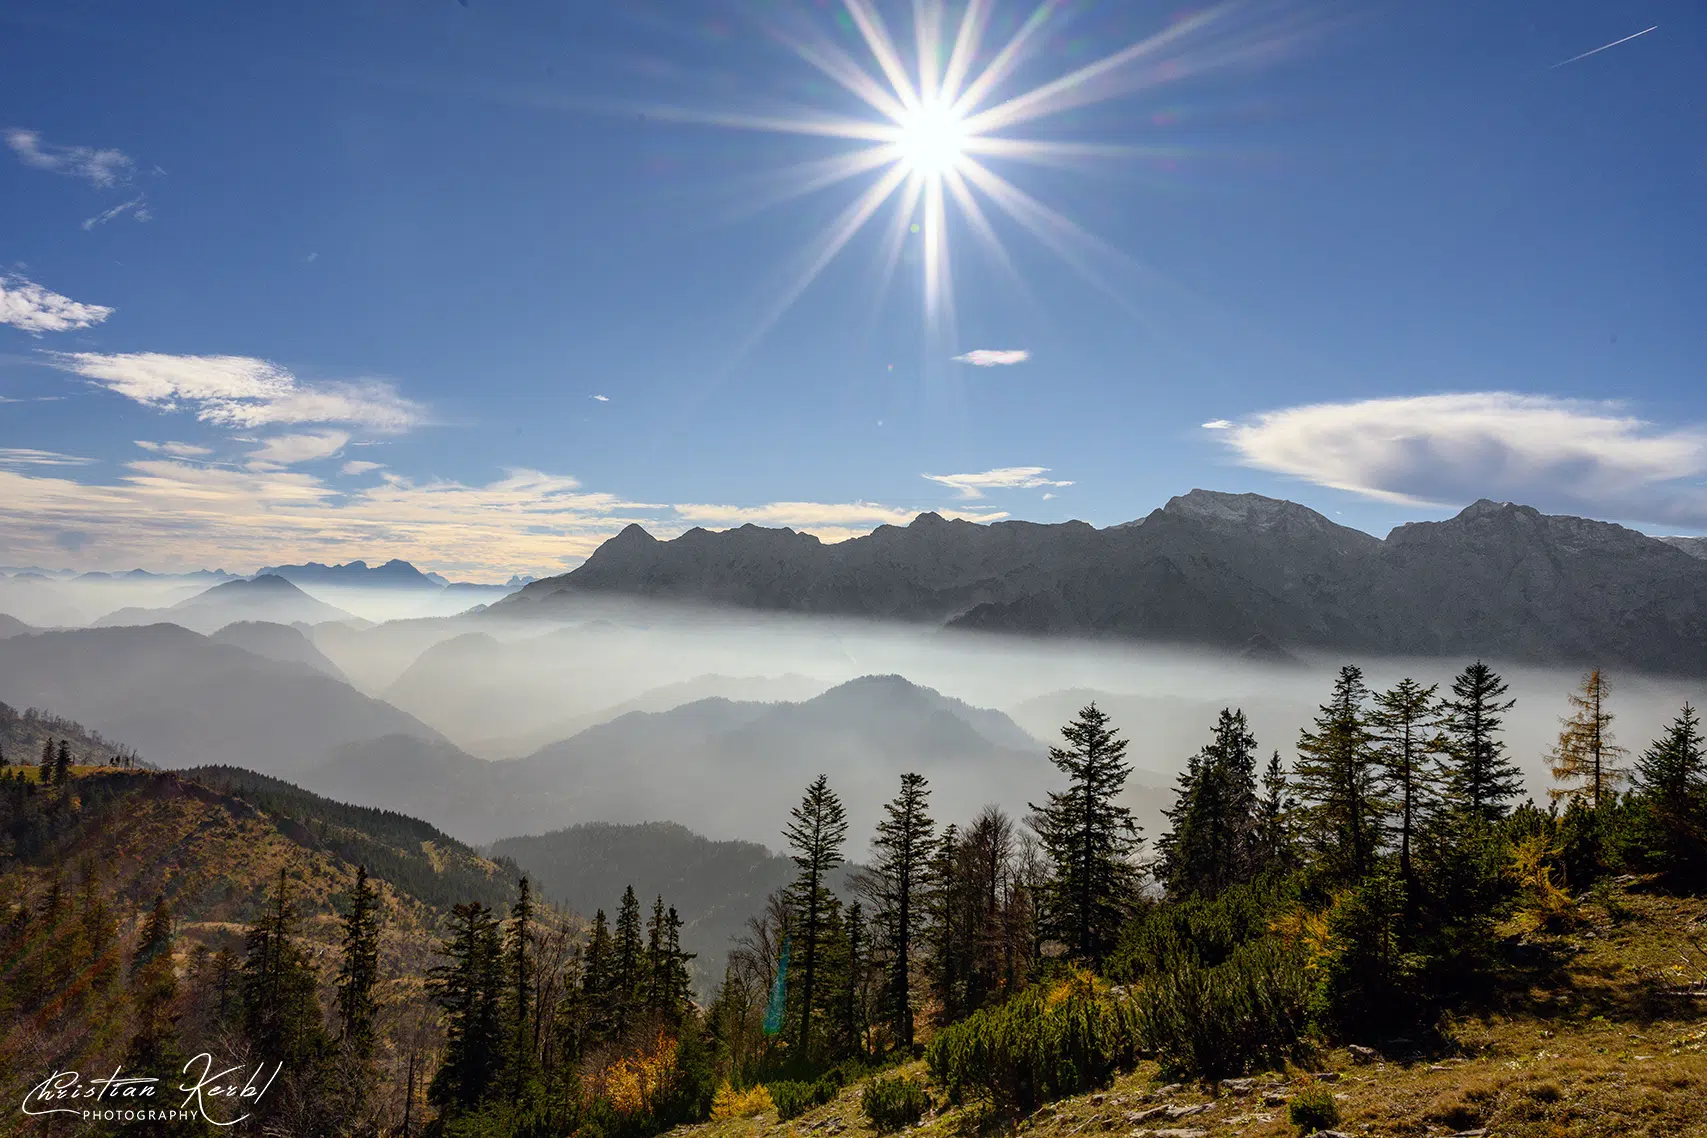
[677,885,1707,1138]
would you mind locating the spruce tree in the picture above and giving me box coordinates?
[133,893,173,975]
[1439,661,1521,823]
[783,774,848,1056]
[861,772,935,1051]
[335,865,382,1056]
[1294,665,1384,882]
[1631,703,1707,886]
[39,738,53,783]
[241,869,328,1068]
[926,823,964,1025]
[1157,708,1261,900]
[579,908,615,1047]
[1255,750,1297,873]
[1549,669,1629,808]
[1029,703,1142,965]
[505,876,536,1097]
[612,885,644,1035]
[645,893,669,1018]
[1370,678,1441,895]
[54,738,70,785]
[428,901,506,1112]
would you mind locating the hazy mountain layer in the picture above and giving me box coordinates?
[95,574,361,634]
[499,491,1707,673]
[0,624,444,775]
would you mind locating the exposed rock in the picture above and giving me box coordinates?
[1308,1071,1340,1083]
[1347,1043,1379,1064]
[496,490,1707,672]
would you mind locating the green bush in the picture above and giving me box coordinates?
[925,971,1143,1115]
[861,1075,929,1132]
[766,1077,837,1121]
[1107,877,1290,981]
[1130,936,1310,1081]
[1287,1085,1340,1134]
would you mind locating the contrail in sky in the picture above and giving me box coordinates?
[1550,25,1658,69]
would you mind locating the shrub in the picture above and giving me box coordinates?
[711,1083,774,1120]
[926,970,1143,1115]
[861,1075,929,1132]
[766,1077,838,1121]
[1131,936,1310,1081]
[1287,1085,1340,1134]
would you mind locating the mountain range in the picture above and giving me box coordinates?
[496,491,1707,673]
[94,573,361,633]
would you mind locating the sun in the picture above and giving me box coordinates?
[889,97,967,178]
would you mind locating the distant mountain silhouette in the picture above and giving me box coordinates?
[0,613,33,639]
[307,675,1050,845]
[497,491,1707,672]
[1660,535,1707,560]
[0,624,443,776]
[95,574,360,634]
[211,620,350,682]
[259,558,443,590]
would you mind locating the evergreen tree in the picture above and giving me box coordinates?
[1294,666,1385,883]
[661,904,694,1023]
[335,865,382,1056]
[240,869,329,1068]
[926,822,964,1025]
[836,901,868,1057]
[613,884,644,1035]
[1029,704,1142,965]
[861,772,936,1051]
[1157,708,1261,900]
[1549,669,1629,808]
[1254,750,1297,873]
[1439,661,1521,823]
[645,893,668,1017]
[783,774,848,1056]
[428,901,506,1112]
[54,738,71,785]
[504,876,537,1098]
[39,738,53,783]
[126,897,181,1076]
[579,908,615,1047]
[133,893,173,975]
[1369,678,1441,895]
[1631,704,1707,886]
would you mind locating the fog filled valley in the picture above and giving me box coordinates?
[6,493,1707,1137]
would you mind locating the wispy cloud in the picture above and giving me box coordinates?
[82,196,149,230]
[341,460,385,476]
[922,466,1073,499]
[0,273,114,333]
[1201,419,1233,430]
[5,128,134,187]
[246,430,351,470]
[0,448,98,467]
[1210,392,1707,526]
[50,351,425,431]
[592,394,610,402]
[1551,25,1657,69]
[952,349,1031,367]
[135,440,213,458]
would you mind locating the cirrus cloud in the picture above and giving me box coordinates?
[922,466,1074,500]
[6,128,134,187]
[246,430,351,470]
[952,349,1030,367]
[49,351,425,431]
[0,273,114,333]
[1210,392,1707,526]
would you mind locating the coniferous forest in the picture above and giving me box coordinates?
[3,661,1707,1137]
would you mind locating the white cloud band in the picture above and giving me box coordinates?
[0,274,114,333]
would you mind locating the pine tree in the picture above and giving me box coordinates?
[1254,750,1297,873]
[1549,669,1629,808]
[1029,703,1142,965]
[661,904,694,1023]
[1439,661,1521,824]
[53,738,70,785]
[926,822,964,1025]
[613,885,644,1036]
[505,876,536,1097]
[576,908,615,1049]
[1157,708,1261,900]
[860,772,936,1051]
[133,893,173,975]
[335,865,382,1056]
[645,893,668,1018]
[1631,704,1707,885]
[39,738,53,783]
[1370,678,1441,895]
[240,869,329,1068]
[428,901,506,1112]
[1294,665,1385,882]
[783,774,848,1056]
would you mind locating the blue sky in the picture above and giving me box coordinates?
[2,0,1703,578]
